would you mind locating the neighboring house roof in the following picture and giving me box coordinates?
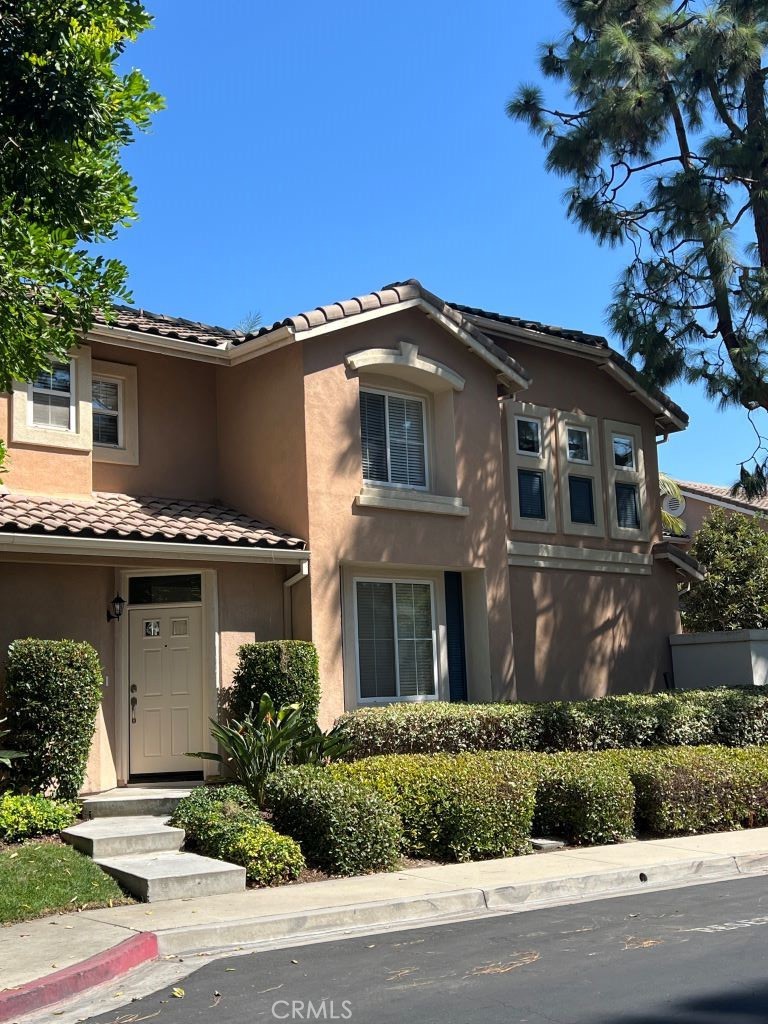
[89,278,687,427]
[676,479,768,516]
[0,492,305,549]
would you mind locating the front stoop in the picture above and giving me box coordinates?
[95,852,246,902]
[63,789,246,903]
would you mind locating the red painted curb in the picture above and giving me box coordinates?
[0,931,158,1023]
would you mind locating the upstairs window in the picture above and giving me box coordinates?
[516,417,541,457]
[360,389,427,488]
[615,482,640,529]
[92,377,122,448]
[567,426,591,464]
[518,469,546,519]
[603,420,647,540]
[569,475,596,525]
[612,435,635,469]
[30,361,74,430]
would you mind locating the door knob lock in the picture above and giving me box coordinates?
[130,684,138,693]
[130,695,138,724]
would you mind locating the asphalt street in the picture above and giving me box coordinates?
[82,874,768,1024]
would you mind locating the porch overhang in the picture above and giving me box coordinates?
[0,532,310,563]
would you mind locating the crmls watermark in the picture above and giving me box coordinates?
[272,999,353,1020]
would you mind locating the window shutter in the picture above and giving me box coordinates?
[355,581,396,698]
[360,391,388,483]
[569,475,595,524]
[616,483,640,529]
[517,469,545,519]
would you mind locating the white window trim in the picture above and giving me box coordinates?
[11,348,92,452]
[556,411,605,538]
[506,400,557,535]
[603,419,649,541]
[352,575,439,704]
[515,415,542,458]
[92,375,124,449]
[91,360,139,466]
[360,386,430,491]
[27,359,76,432]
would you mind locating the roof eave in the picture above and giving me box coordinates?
[0,532,310,563]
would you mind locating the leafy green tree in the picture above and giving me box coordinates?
[0,1,162,408]
[508,1,768,494]
[684,507,768,629]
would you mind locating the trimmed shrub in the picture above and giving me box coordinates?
[337,689,768,759]
[230,642,320,724]
[331,752,537,862]
[5,639,103,799]
[170,785,304,886]
[0,793,78,842]
[532,752,635,845]
[266,767,402,875]
[613,747,768,837]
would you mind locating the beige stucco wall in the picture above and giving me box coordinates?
[300,308,514,725]
[0,392,93,496]
[90,342,220,500]
[509,560,681,701]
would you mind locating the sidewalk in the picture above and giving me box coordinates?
[4,828,768,1021]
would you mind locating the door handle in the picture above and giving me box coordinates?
[130,695,138,724]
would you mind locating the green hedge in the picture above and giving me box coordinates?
[610,747,768,837]
[0,793,79,843]
[4,639,103,799]
[330,753,537,862]
[230,642,320,724]
[170,785,304,886]
[265,767,402,875]
[337,689,768,759]
[532,752,635,845]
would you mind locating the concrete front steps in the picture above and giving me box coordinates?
[63,788,246,904]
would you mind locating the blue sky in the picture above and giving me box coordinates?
[106,0,756,486]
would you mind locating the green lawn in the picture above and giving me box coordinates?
[0,842,133,924]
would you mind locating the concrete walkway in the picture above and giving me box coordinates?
[3,828,768,1021]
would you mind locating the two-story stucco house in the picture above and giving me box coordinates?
[0,280,701,792]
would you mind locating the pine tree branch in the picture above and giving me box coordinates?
[708,80,746,140]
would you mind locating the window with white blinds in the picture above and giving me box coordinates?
[31,361,73,430]
[355,579,437,700]
[92,377,122,447]
[360,389,427,488]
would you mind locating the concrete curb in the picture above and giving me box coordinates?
[0,932,158,1024]
[151,852,768,955]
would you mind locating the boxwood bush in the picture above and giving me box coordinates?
[170,785,304,886]
[230,642,320,724]
[611,747,768,837]
[337,689,768,759]
[4,639,103,798]
[330,752,537,861]
[265,767,402,875]
[0,793,79,843]
[532,752,635,845]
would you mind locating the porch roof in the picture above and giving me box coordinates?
[0,492,306,550]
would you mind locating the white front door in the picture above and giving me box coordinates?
[129,606,204,776]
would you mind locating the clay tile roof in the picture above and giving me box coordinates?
[94,306,244,348]
[246,278,530,386]
[0,492,305,549]
[452,301,688,428]
[676,480,768,514]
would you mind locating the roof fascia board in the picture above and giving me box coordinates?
[679,489,763,517]
[466,314,686,432]
[228,325,296,365]
[0,533,310,563]
[87,325,230,364]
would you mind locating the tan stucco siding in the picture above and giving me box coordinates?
[509,562,681,701]
[216,344,309,543]
[1,392,93,496]
[90,343,220,500]
[301,309,514,724]
[217,562,289,690]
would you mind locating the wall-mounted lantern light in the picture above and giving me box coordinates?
[107,594,126,623]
